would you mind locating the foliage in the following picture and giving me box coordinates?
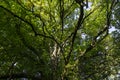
[0,0,120,80]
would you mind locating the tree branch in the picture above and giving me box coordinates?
[66,4,84,65]
[0,5,61,47]
[79,0,115,57]
[0,5,38,35]
[63,4,101,45]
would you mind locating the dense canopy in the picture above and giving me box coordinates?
[0,0,120,80]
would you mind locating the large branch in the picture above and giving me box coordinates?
[77,0,116,59]
[63,3,101,45]
[84,0,117,54]
[65,3,84,65]
[0,5,37,35]
[0,6,51,38]
[59,0,64,34]
[0,5,61,47]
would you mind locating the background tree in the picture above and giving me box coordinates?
[0,0,120,80]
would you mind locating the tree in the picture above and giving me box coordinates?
[0,0,119,80]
